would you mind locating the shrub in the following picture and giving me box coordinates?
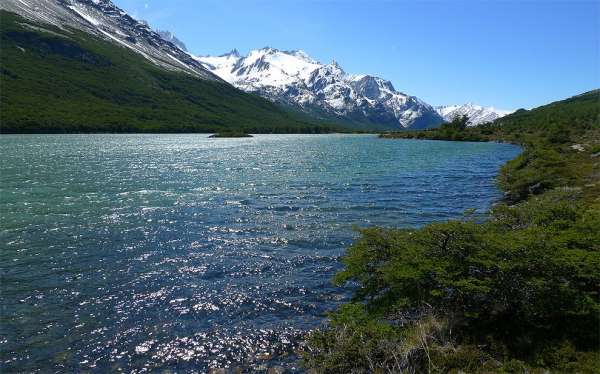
[306,189,600,372]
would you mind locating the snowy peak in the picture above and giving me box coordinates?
[220,49,240,58]
[436,103,513,126]
[1,0,218,80]
[351,75,397,101]
[241,48,320,79]
[195,48,442,129]
[155,29,187,52]
[198,47,324,93]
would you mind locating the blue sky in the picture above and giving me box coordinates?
[113,0,599,110]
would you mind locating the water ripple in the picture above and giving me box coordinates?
[0,134,520,372]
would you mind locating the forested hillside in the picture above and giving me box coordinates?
[0,11,336,133]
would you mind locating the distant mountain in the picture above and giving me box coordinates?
[0,0,508,133]
[196,48,444,130]
[155,29,187,52]
[436,103,512,126]
[0,0,217,80]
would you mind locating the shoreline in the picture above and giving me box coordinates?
[303,91,600,372]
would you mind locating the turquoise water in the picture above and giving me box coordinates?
[0,134,520,372]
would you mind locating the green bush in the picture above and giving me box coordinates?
[547,125,571,144]
[309,91,600,373]
[306,191,600,372]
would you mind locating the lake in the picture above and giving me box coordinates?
[0,134,520,372]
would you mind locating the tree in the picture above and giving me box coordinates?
[444,114,469,130]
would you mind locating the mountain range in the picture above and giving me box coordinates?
[1,0,511,132]
[196,48,445,130]
[196,49,513,129]
[436,103,513,127]
[1,0,330,133]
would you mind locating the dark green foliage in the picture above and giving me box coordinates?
[335,190,599,344]
[381,115,487,142]
[495,90,600,138]
[307,194,600,373]
[0,11,339,133]
[547,124,571,144]
[306,91,600,373]
[499,148,569,202]
[441,114,469,131]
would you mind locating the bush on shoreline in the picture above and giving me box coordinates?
[305,90,600,373]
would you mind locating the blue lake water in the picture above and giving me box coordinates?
[0,134,520,372]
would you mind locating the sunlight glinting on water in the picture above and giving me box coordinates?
[0,134,521,372]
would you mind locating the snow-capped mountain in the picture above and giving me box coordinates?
[196,48,443,129]
[1,0,218,80]
[436,103,512,126]
[155,29,187,52]
[2,0,506,130]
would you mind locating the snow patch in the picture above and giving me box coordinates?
[436,103,513,126]
[67,5,101,26]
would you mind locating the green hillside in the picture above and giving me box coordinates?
[382,90,600,202]
[0,10,338,133]
[306,91,600,373]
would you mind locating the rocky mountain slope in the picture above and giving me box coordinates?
[0,0,217,80]
[0,8,331,133]
[436,103,512,126]
[196,48,444,130]
[155,29,187,52]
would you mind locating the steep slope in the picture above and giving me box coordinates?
[0,0,216,80]
[196,48,444,130]
[0,10,334,133]
[436,103,512,126]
